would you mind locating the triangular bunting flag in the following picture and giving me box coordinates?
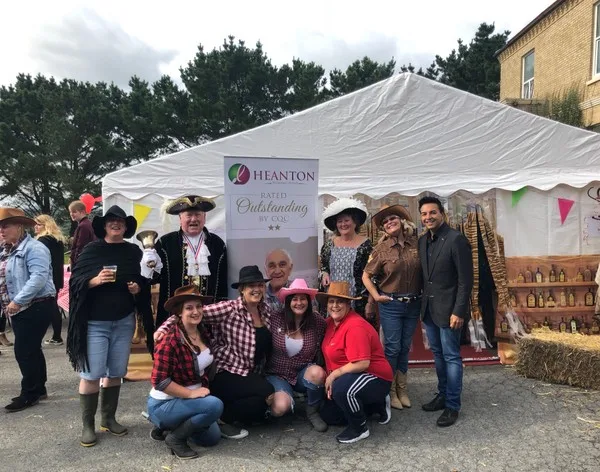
[133,203,152,227]
[557,198,575,225]
[511,187,528,207]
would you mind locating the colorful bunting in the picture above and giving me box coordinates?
[557,198,575,225]
[133,203,152,227]
[511,187,528,207]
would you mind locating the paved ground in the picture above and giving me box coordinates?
[1,329,599,472]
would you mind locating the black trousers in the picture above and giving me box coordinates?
[49,297,62,341]
[0,313,6,332]
[11,299,53,400]
[210,370,274,425]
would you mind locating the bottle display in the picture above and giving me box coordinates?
[559,318,567,333]
[568,289,576,307]
[546,292,556,308]
[524,267,533,284]
[517,271,525,283]
[500,317,509,333]
[585,288,594,307]
[537,291,545,308]
[583,266,592,282]
[592,320,600,335]
[535,267,543,283]
[509,291,517,308]
[560,289,567,307]
[559,268,566,282]
[576,268,584,282]
[549,266,557,283]
[527,290,536,308]
[570,317,578,333]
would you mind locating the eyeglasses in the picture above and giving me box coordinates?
[381,215,400,226]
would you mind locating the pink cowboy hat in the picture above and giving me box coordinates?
[277,278,318,303]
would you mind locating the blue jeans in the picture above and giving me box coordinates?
[79,313,135,380]
[147,395,223,447]
[423,309,463,411]
[266,364,325,409]
[378,297,420,373]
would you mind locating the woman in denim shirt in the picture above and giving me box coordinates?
[0,207,56,413]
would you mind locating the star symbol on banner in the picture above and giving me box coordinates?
[275,225,281,230]
[268,225,274,230]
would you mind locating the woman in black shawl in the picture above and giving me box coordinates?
[67,205,147,448]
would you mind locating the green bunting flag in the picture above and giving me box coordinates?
[511,187,528,207]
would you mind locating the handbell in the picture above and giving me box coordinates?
[136,230,159,268]
[136,230,159,249]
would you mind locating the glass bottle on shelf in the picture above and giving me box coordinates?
[570,316,578,333]
[546,292,556,307]
[559,268,566,282]
[517,271,525,283]
[535,267,543,283]
[583,266,592,282]
[568,289,576,307]
[509,290,517,308]
[591,319,600,334]
[542,317,549,328]
[549,266,557,283]
[559,289,567,307]
[580,319,588,335]
[585,288,594,306]
[500,317,509,333]
[537,291,545,308]
[559,317,567,333]
[527,290,537,308]
[525,267,533,284]
[576,268,584,282]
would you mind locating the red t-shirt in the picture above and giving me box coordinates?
[322,311,393,382]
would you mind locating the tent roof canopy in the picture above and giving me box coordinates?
[103,73,600,200]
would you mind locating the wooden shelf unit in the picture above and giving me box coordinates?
[507,281,597,288]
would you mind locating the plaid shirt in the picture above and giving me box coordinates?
[159,297,273,377]
[265,310,326,385]
[151,322,210,391]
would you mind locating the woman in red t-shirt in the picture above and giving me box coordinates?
[318,281,393,444]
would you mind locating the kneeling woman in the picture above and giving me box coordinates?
[318,282,393,444]
[156,265,275,439]
[265,279,328,431]
[148,285,223,460]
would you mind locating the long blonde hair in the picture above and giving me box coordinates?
[35,214,67,243]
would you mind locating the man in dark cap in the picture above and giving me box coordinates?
[146,195,228,330]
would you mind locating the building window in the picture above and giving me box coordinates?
[594,3,600,76]
[522,51,534,99]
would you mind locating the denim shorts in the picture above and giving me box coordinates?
[79,313,135,380]
[266,364,317,411]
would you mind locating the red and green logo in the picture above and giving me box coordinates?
[228,163,250,185]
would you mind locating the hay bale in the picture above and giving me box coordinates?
[516,329,600,390]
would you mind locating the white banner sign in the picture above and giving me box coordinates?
[224,157,319,297]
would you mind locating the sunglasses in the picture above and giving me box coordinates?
[381,215,400,226]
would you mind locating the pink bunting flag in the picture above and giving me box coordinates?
[558,198,575,225]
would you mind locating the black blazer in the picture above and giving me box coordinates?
[418,223,473,328]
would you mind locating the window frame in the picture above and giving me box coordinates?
[522,50,535,100]
[593,2,600,78]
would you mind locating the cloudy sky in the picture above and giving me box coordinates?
[0,0,554,88]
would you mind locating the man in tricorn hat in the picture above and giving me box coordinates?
[145,195,227,330]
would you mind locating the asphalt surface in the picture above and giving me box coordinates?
[1,328,599,472]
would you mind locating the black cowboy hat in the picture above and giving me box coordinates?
[92,205,138,239]
[231,265,271,289]
[165,195,216,215]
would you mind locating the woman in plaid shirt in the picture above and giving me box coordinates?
[147,285,224,460]
[264,279,328,432]
[155,265,275,440]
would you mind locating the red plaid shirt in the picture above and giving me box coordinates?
[265,310,326,385]
[151,322,209,391]
[158,297,272,377]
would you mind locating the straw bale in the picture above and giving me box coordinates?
[516,329,600,390]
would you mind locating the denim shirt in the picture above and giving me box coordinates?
[4,234,56,309]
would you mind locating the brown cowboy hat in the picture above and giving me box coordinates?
[164,285,213,313]
[165,195,216,215]
[371,204,412,228]
[315,281,361,306]
[0,207,36,227]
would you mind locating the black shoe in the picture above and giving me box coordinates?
[150,427,166,441]
[11,394,47,402]
[377,394,392,425]
[422,394,446,412]
[336,424,370,444]
[5,397,40,412]
[436,408,459,427]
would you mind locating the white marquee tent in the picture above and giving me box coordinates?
[103,73,600,257]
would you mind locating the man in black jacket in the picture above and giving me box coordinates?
[149,195,228,330]
[418,196,473,427]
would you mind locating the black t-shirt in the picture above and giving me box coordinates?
[87,280,135,321]
[254,326,272,365]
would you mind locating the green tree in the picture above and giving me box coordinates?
[401,23,510,100]
[328,57,396,97]
[279,58,328,114]
[0,74,133,216]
